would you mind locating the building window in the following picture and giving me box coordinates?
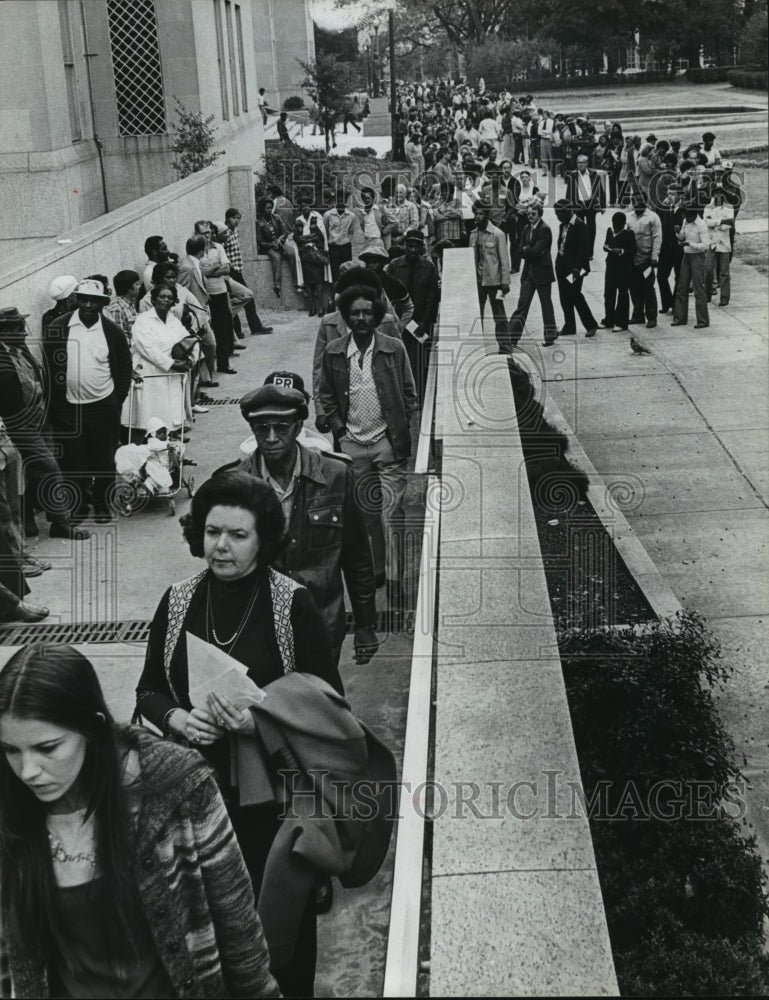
[213,0,230,121]
[235,4,248,111]
[106,0,166,136]
[225,2,239,116]
[58,1,82,142]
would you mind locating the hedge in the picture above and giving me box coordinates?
[728,69,769,89]
[688,64,761,83]
[282,95,305,111]
[561,613,769,995]
[485,70,673,92]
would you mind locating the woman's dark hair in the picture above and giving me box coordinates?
[182,472,287,566]
[150,261,177,286]
[257,197,275,217]
[336,284,387,325]
[0,645,141,964]
[113,270,140,297]
[150,281,178,306]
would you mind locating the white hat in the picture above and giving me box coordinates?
[75,278,111,302]
[145,417,167,435]
[48,275,79,301]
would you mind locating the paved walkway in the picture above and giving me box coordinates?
[510,208,769,863]
[2,308,412,997]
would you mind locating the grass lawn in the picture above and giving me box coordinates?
[739,166,769,220]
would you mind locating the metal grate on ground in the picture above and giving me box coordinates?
[107,0,166,136]
[0,612,414,647]
[198,397,243,406]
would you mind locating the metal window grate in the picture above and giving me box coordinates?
[107,0,166,136]
[0,612,414,647]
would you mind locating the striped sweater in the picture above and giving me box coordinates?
[0,729,280,998]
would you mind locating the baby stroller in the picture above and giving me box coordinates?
[115,374,196,516]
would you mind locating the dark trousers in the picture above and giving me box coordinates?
[579,210,598,258]
[0,528,28,611]
[656,245,680,312]
[478,284,509,351]
[513,134,525,163]
[229,268,265,335]
[328,243,353,283]
[52,396,121,516]
[228,801,317,998]
[556,270,598,334]
[630,262,658,322]
[11,426,70,526]
[603,269,631,329]
[509,278,558,345]
[209,292,235,368]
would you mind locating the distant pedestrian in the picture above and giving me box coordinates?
[469,203,510,352]
[508,201,558,347]
[671,201,711,329]
[626,195,662,329]
[601,212,636,332]
[553,199,598,339]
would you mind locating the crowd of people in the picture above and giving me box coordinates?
[0,73,752,998]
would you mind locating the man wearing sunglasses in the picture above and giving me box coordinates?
[233,373,378,669]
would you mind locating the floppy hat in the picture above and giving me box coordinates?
[48,275,79,301]
[75,279,111,302]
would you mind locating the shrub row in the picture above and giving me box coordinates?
[687,64,762,83]
[560,614,769,995]
[728,69,769,89]
[486,71,673,92]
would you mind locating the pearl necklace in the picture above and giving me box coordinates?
[206,577,260,651]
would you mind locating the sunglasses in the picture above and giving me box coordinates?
[251,420,296,437]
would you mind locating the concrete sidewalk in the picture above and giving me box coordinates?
[513,209,769,862]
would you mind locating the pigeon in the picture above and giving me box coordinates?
[630,336,651,355]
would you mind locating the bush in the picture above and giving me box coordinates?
[499,70,672,93]
[728,69,769,90]
[169,99,224,178]
[687,64,760,83]
[739,9,769,70]
[282,95,305,111]
[561,613,769,995]
[256,143,408,210]
[347,146,379,158]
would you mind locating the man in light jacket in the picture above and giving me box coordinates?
[469,202,511,352]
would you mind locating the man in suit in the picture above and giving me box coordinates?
[177,235,219,389]
[508,201,558,347]
[565,154,606,258]
[553,198,599,338]
[43,279,132,522]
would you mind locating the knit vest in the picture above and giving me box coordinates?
[163,568,300,701]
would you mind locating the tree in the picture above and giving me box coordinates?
[169,100,224,178]
[299,53,356,153]
[738,5,768,67]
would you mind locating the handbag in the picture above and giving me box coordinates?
[171,334,200,361]
[299,243,329,267]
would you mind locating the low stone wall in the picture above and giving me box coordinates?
[429,248,618,996]
[0,165,258,340]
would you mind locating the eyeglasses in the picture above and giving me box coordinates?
[251,420,296,437]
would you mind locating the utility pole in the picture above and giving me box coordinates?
[389,9,396,131]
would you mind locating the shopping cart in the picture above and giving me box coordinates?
[114,372,196,517]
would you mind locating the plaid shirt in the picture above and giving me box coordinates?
[432,204,464,243]
[222,227,243,271]
[103,294,137,341]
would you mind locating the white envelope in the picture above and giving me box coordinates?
[186,633,266,711]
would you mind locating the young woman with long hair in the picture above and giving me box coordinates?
[0,644,278,998]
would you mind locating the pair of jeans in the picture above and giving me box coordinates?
[673,253,709,326]
[229,270,266,333]
[709,250,731,304]
[339,435,407,585]
[656,244,680,312]
[478,284,509,350]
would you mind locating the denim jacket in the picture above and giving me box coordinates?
[319,331,417,461]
